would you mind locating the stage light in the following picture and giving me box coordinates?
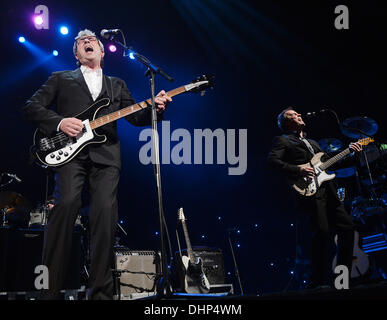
[129,51,135,60]
[60,26,69,35]
[237,244,240,248]
[237,230,240,234]
[155,231,159,235]
[34,15,43,26]
[18,36,26,43]
[108,44,117,53]
[52,50,58,56]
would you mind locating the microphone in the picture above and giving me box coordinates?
[5,173,22,183]
[100,29,120,39]
[304,109,328,118]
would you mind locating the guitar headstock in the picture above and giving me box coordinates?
[358,137,375,146]
[184,75,215,95]
[178,207,186,222]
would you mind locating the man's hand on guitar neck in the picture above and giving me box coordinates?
[155,90,172,112]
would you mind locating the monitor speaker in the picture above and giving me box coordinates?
[115,250,161,296]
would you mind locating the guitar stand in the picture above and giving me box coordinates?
[111,269,122,300]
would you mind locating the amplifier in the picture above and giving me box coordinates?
[174,246,225,287]
[0,227,81,292]
[115,250,161,297]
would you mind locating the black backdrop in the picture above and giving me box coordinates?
[1,1,386,294]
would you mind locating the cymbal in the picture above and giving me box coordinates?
[318,138,343,153]
[0,191,32,210]
[0,191,32,226]
[341,117,378,139]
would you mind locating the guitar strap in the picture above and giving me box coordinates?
[104,76,114,101]
[300,137,315,156]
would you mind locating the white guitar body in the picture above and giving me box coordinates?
[181,255,211,294]
[292,152,336,196]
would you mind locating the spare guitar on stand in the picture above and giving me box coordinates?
[177,208,210,294]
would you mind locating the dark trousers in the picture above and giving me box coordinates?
[297,183,355,286]
[41,154,119,300]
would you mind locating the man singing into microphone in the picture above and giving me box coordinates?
[267,107,362,289]
[23,29,172,299]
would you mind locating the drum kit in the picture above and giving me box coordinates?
[318,116,387,228]
[0,175,82,229]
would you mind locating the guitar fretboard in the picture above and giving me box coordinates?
[181,220,195,264]
[320,148,351,171]
[89,86,186,130]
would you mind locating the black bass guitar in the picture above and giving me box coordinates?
[31,75,214,167]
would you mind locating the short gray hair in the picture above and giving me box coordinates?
[277,107,294,132]
[73,29,105,67]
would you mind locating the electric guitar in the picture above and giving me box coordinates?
[31,75,215,167]
[178,207,210,294]
[292,137,374,196]
[332,231,370,278]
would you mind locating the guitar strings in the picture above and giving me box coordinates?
[41,132,70,147]
[40,84,203,149]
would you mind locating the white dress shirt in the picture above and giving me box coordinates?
[57,66,103,131]
[80,65,103,101]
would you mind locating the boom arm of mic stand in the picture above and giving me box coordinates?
[110,38,174,82]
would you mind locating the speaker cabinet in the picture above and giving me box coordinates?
[174,246,225,290]
[115,250,160,296]
[0,227,81,292]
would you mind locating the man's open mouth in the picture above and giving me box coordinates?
[85,47,94,52]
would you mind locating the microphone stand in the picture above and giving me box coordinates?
[109,32,174,298]
[327,110,379,197]
[227,229,244,295]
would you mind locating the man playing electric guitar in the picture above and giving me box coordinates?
[267,107,363,289]
[23,29,171,300]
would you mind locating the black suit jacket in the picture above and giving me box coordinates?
[267,133,324,179]
[23,68,160,169]
[267,133,343,203]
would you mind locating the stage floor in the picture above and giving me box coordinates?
[1,280,387,300]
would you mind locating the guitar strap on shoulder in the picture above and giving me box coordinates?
[107,76,114,101]
[102,75,114,102]
[300,137,315,156]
